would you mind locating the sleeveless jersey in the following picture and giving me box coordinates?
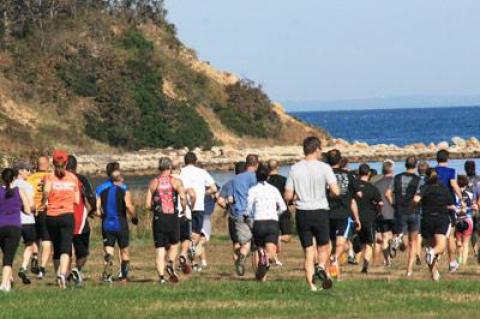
[152,175,179,216]
[100,185,127,232]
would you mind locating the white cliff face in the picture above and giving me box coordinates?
[74,136,480,175]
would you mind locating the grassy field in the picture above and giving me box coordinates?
[2,229,480,319]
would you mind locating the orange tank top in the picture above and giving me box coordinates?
[45,171,78,216]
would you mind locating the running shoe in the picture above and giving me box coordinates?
[388,239,397,258]
[432,270,440,282]
[102,272,113,283]
[200,259,208,268]
[18,268,31,285]
[425,247,435,266]
[0,285,11,293]
[273,258,283,267]
[415,255,422,266]
[166,262,179,283]
[57,274,67,289]
[255,249,269,281]
[310,285,318,292]
[347,256,358,265]
[179,256,192,274]
[235,254,246,277]
[37,267,45,279]
[71,268,84,287]
[406,271,413,277]
[159,277,167,285]
[315,265,333,289]
[329,262,338,279]
[448,261,458,273]
[30,257,40,275]
[361,261,369,274]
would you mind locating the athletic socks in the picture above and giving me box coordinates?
[120,260,130,280]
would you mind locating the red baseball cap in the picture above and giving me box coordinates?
[52,150,68,164]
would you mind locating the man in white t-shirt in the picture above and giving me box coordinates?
[285,136,340,292]
[180,152,217,264]
[12,161,36,285]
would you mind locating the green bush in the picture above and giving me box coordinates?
[215,80,281,137]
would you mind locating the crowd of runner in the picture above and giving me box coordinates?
[0,136,479,292]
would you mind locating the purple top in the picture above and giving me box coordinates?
[0,187,22,228]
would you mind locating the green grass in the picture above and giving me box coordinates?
[1,277,479,319]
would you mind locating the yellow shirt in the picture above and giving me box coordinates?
[27,171,49,211]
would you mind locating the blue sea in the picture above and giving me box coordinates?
[292,106,480,146]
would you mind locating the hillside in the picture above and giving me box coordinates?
[0,1,328,160]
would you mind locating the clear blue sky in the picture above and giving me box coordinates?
[165,1,480,111]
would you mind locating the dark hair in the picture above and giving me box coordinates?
[340,157,349,169]
[326,149,342,166]
[457,175,469,188]
[256,164,270,182]
[303,136,321,156]
[246,154,259,168]
[426,168,438,184]
[405,155,418,170]
[106,162,120,178]
[382,161,394,175]
[2,168,16,198]
[66,155,77,172]
[436,149,449,163]
[184,152,197,165]
[234,161,246,175]
[465,160,476,177]
[358,163,370,177]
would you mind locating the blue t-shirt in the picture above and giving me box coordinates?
[95,180,128,197]
[204,194,216,216]
[435,166,456,198]
[228,171,257,217]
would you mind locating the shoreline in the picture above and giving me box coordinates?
[76,136,480,176]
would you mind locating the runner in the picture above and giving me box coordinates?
[355,164,383,274]
[284,136,339,291]
[325,149,361,279]
[227,154,259,277]
[415,161,430,265]
[246,164,286,281]
[96,165,137,283]
[41,150,79,289]
[386,156,421,276]
[435,150,462,272]
[171,159,196,274]
[145,157,187,284]
[66,155,96,286]
[217,161,246,263]
[267,159,291,267]
[374,160,395,267]
[413,168,455,281]
[179,152,217,269]
[199,184,219,268]
[464,160,480,262]
[27,155,50,279]
[454,175,477,265]
[0,168,31,292]
[12,162,36,285]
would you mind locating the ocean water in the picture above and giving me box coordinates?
[292,106,480,146]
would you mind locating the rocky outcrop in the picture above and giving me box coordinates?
[76,136,480,175]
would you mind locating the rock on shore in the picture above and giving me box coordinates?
[76,136,480,175]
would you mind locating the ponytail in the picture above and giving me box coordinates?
[426,168,438,185]
[1,168,16,198]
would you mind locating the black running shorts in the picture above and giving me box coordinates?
[228,216,239,244]
[179,217,192,242]
[253,220,279,247]
[0,226,21,266]
[153,216,180,248]
[376,219,395,233]
[102,229,129,249]
[73,232,90,259]
[191,210,205,235]
[278,210,292,236]
[35,211,51,241]
[358,220,376,245]
[46,214,74,260]
[21,224,37,246]
[295,209,330,248]
[421,214,451,240]
[329,217,351,241]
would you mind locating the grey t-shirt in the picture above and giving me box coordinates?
[286,160,337,210]
[374,176,394,220]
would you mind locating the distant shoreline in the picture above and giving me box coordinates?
[76,137,480,176]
